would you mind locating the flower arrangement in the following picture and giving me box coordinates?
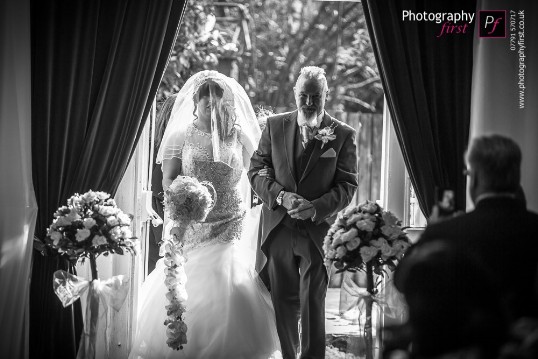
[323,200,411,277]
[323,201,411,359]
[44,190,136,265]
[315,122,337,149]
[162,176,216,350]
[42,190,136,359]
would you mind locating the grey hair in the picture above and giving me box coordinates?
[466,134,521,192]
[295,66,328,92]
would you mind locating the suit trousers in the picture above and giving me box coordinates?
[265,219,328,359]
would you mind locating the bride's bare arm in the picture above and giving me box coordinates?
[162,158,181,190]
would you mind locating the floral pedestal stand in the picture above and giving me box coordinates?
[363,263,376,359]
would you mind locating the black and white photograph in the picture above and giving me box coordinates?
[1,0,537,358]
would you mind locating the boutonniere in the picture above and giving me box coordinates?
[314,123,337,149]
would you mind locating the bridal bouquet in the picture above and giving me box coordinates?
[162,176,216,350]
[323,200,411,276]
[44,190,136,262]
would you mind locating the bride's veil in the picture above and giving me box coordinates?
[156,70,260,166]
[156,70,262,269]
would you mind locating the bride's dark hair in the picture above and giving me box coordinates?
[192,80,239,139]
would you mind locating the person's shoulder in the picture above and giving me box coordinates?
[419,212,471,241]
[267,111,295,122]
[329,116,355,136]
[523,208,538,226]
[264,111,296,128]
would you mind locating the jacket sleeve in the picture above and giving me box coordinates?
[248,119,284,210]
[311,129,358,224]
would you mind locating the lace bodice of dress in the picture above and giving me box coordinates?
[177,124,246,251]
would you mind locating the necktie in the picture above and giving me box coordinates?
[300,126,318,148]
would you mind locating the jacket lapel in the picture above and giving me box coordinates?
[283,111,298,183]
[300,113,333,183]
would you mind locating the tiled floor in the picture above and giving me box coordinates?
[325,288,384,358]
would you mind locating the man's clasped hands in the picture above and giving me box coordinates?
[258,166,315,220]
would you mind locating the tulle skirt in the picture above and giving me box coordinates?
[129,241,281,359]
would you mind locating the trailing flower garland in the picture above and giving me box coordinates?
[162,176,215,350]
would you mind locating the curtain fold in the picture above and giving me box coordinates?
[362,0,476,215]
[0,1,37,358]
[30,0,185,357]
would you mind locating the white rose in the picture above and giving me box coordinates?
[360,246,379,263]
[96,191,109,200]
[117,212,131,225]
[82,191,98,203]
[105,198,116,207]
[343,206,358,217]
[323,236,332,251]
[382,211,399,226]
[68,195,83,207]
[340,228,359,243]
[75,228,91,242]
[356,219,376,232]
[361,213,374,220]
[345,237,361,251]
[393,240,411,259]
[335,245,348,259]
[326,249,336,259]
[360,201,378,214]
[381,225,403,239]
[55,216,72,227]
[381,246,398,260]
[120,227,132,239]
[370,238,388,248]
[110,227,122,242]
[99,206,119,217]
[65,208,81,222]
[83,218,97,229]
[346,213,364,225]
[332,236,344,247]
[92,235,107,246]
[107,216,119,226]
[49,231,63,246]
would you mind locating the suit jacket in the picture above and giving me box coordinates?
[396,196,538,320]
[248,110,358,264]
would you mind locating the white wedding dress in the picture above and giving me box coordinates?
[129,125,281,359]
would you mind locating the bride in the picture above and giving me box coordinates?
[129,71,281,359]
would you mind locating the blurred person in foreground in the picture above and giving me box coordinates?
[411,134,538,319]
[392,241,508,358]
[390,134,538,357]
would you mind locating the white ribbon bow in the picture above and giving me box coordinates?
[341,274,407,327]
[53,270,130,359]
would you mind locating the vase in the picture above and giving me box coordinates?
[362,263,382,359]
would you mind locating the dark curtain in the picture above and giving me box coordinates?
[148,93,177,273]
[30,0,185,357]
[361,0,476,215]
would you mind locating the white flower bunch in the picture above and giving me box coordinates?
[44,190,137,261]
[323,201,411,274]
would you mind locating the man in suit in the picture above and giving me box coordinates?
[395,134,538,347]
[249,66,358,359]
